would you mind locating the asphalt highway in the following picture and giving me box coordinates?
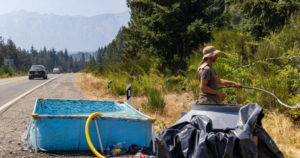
[0,74,58,108]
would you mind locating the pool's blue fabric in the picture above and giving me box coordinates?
[30,99,152,151]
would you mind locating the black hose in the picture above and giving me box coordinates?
[219,86,300,109]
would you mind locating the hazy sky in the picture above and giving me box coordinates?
[0,0,129,16]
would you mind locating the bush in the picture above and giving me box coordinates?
[142,88,165,113]
[0,66,25,78]
[189,79,200,100]
[83,55,166,97]
[109,73,129,96]
[166,75,187,92]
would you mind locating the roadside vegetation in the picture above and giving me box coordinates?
[82,0,300,157]
[0,65,26,78]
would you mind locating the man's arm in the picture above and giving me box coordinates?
[200,79,226,100]
[216,76,242,88]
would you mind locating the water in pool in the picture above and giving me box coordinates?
[35,99,149,119]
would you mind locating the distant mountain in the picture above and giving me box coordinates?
[71,52,96,61]
[0,10,130,52]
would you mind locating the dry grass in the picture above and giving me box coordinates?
[77,73,192,132]
[77,72,300,157]
[77,72,123,101]
[263,111,300,158]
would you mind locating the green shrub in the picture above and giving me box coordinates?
[84,56,166,97]
[107,71,130,96]
[142,88,165,113]
[166,75,187,92]
[0,66,25,78]
[288,95,300,119]
[189,79,200,100]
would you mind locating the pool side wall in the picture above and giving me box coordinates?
[29,99,152,151]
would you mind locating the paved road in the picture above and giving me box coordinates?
[0,74,58,108]
[0,73,87,157]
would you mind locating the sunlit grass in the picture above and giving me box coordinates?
[263,110,300,157]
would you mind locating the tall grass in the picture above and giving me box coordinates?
[0,66,26,78]
[83,55,166,96]
[263,110,300,158]
[142,88,165,113]
[166,75,188,92]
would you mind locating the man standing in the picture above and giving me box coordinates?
[196,46,242,104]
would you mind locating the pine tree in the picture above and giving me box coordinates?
[124,0,225,72]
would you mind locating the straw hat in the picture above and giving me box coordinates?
[198,46,221,70]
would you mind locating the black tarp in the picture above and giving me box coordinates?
[156,103,284,158]
[178,104,241,130]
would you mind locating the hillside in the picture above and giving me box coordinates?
[0,10,130,52]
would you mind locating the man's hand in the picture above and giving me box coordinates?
[234,82,242,88]
[217,91,226,100]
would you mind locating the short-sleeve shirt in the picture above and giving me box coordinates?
[198,65,221,103]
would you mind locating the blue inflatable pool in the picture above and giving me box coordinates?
[28,98,153,151]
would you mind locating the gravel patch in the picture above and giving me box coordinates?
[0,73,94,157]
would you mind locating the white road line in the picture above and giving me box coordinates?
[0,75,60,114]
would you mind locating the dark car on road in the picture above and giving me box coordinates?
[29,65,47,80]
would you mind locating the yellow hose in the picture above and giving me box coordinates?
[85,112,105,158]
